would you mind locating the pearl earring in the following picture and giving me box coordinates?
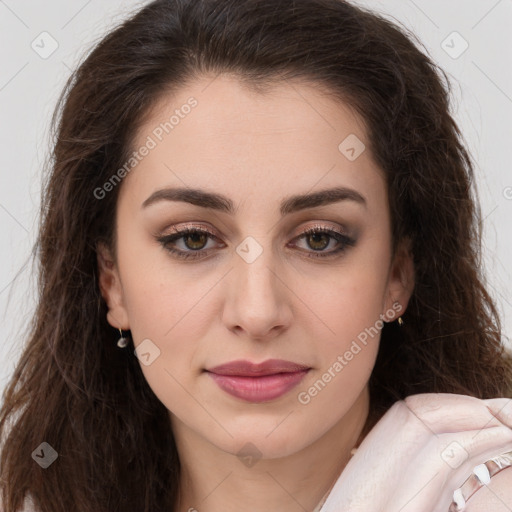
[117,328,129,348]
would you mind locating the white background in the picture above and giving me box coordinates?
[1,0,511,396]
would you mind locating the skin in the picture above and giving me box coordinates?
[97,74,415,512]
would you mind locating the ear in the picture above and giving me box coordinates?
[96,242,130,330]
[383,237,415,321]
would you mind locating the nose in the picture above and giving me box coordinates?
[222,242,293,341]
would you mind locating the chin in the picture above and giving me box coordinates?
[207,419,320,461]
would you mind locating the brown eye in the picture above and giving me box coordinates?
[306,231,331,251]
[292,227,356,258]
[156,227,222,260]
[182,231,209,250]
[156,224,355,262]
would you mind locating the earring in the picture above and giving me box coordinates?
[117,328,129,348]
[391,300,404,326]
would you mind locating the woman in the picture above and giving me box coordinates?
[1,0,512,511]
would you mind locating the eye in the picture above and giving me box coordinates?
[156,224,223,260]
[290,226,356,258]
[156,223,356,261]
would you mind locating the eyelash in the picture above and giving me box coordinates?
[156,224,356,261]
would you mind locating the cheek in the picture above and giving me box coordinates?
[299,255,389,341]
[116,230,210,337]
[292,245,390,391]
[119,265,209,415]
[309,283,382,378]
[115,239,221,393]
[294,268,385,416]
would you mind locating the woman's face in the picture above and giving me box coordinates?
[98,74,414,459]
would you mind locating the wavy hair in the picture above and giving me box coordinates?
[1,0,511,510]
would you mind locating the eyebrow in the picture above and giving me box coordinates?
[141,185,367,216]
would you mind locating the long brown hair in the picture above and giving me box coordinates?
[2,0,511,510]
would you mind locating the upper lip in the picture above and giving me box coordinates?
[206,359,311,376]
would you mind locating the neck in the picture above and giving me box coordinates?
[172,386,369,512]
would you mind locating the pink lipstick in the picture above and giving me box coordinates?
[205,359,310,403]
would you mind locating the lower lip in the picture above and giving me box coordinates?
[206,370,309,403]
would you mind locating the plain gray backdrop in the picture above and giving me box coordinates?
[1,0,511,397]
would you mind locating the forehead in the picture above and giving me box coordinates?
[121,74,386,215]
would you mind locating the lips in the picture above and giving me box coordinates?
[205,359,311,402]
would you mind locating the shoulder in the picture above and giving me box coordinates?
[464,466,512,511]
